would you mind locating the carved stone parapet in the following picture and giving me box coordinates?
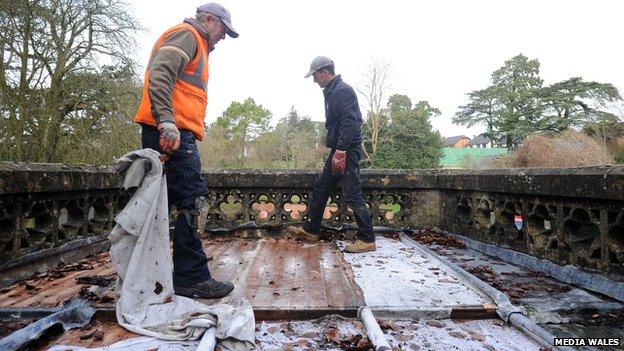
[1,162,622,275]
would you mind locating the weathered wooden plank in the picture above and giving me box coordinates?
[288,242,311,309]
[320,243,348,308]
[307,242,329,308]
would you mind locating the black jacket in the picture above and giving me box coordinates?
[322,75,363,151]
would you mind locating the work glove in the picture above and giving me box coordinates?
[331,150,347,176]
[158,122,180,153]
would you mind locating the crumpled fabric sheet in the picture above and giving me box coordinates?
[52,149,255,351]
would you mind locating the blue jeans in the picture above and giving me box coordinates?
[304,147,375,242]
[141,124,211,286]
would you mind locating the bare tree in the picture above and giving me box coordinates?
[357,60,392,165]
[0,1,47,160]
[0,0,142,162]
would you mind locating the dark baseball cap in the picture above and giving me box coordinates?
[197,3,239,38]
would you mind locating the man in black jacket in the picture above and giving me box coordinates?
[287,56,376,253]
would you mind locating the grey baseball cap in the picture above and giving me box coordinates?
[304,56,334,78]
[197,3,239,38]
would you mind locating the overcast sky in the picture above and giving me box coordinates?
[130,0,624,138]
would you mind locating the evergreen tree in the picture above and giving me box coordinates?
[453,54,622,149]
[538,78,620,133]
[216,98,272,163]
[270,107,325,168]
[373,95,443,169]
[491,54,543,145]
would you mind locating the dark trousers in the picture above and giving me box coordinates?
[141,124,211,286]
[304,148,375,242]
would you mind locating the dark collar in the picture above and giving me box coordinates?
[323,75,342,96]
[183,18,210,42]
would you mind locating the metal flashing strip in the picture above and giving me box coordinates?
[369,304,498,320]
[0,306,63,320]
[0,299,95,350]
[449,232,624,303]
[400,234,571,351]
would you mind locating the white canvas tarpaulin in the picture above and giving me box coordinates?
[51,149,255,351]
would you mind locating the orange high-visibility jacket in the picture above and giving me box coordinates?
[134,23,209,140]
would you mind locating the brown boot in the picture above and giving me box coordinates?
[343,239,376,253]
[286,225,319,242]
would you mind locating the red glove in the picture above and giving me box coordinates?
[158,122,180,153]
[331,150,347,176]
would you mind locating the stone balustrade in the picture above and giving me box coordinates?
[1,162,622,275]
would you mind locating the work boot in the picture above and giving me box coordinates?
[286,225,319,242]
[174,278,234,299]
[343,239,376,253]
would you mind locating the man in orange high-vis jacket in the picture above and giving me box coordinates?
[134,3,238,299]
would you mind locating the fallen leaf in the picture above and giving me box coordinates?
[378,319,399,331]
[279,322,294,332]
[101,291,115,303]
[467,330,486,341]
[356,337,373,349]
[448,331,466,339]
[425,320,444,328]
[267,326,281,334]
[352,320,364,330]
[93,330,104,341]
[283,339,308,348]
[79,330,96,340]
[325,327,341,343]
[302,331,318,338]
[394,333,412,342]
[491,319,506,326]
[402,323,420,331]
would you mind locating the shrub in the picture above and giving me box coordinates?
[509,130,612,168]
[609,136,624,164]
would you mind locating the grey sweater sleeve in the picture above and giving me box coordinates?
[148,30,198,124]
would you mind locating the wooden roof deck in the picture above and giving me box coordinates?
[0,237,366,313]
